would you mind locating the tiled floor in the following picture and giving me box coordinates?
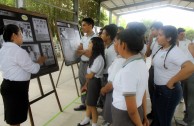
[0,58,185,126]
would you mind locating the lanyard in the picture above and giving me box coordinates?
[122,54,143,68]
[106,42,113,49]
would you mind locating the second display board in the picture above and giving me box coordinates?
[56,21,81,66]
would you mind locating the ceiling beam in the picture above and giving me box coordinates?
[117,5,167,15]
[183,0,194,2]
[110,0,164,11]
[117,4,194,16]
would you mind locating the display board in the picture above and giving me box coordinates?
[93,25,101,35]
[56,21,81,66]
[0,4,59,78]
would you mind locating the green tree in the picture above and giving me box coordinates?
[119,16,127,28]
[0,0,16,7]
[79,0,108,27]
[99,7,108,27]
[185,27,194,41]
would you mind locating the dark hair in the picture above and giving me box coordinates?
[162,25,178,45]
[150,21,163,30]
[177,28,185,34]
[89,37,106,68]
[0,24,20,42]
[82,18,94,28]
[154,25,177,69]
[120,22,146,54]
[118,26,124,31]
[126,22,147,36]
[98,27,104,36]
[103,24,118,41]
[118,22,146,54]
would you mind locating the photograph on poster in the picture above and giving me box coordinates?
[32,18,50,41]
[41,43,55,66]
[3,19,34,42]
[58,26,80,65]
[21,44,40,62]
[93,26,101,34]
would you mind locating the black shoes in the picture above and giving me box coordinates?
[77,122,90,126]
[74,105,86,111]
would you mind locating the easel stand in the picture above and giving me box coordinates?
[55,60,80,97]
[28,73,63,126]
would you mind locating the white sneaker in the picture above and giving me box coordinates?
[101,121,110,126]
[176,120,188,126]
[180,98,184,103]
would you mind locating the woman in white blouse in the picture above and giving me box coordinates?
[152,25,194,126]
[0,24,46,126]
[112,22,149,126]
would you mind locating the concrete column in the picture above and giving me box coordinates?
[73,0,79,23]
[116,15,120,26]
[16,0,24,8]
[109,11,112,24]
[97,1,101,26]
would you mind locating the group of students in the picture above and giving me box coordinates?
[0,18,194,126]
[75,18,194,126]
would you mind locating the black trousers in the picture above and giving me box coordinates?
[148,66,154,113]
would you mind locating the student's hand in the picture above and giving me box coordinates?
[84,49,91,57]
[81,84,87,93]
[148,33,154,45]
[166,80,175,89]
[77,45,83,50]
[143,117,149,126]
[100,87,106,96]
[37,56,47,65]
[85,73,93,79]
[76,49,84,56]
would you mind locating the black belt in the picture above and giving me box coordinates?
[81,61,89,63]
[103,74,108,78]
[3,79,29,83]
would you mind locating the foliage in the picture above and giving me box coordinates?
[24,0,74,37]
[0,0,109,35]
[119,16,127,28]
[0,0,16,7]
[79,0,108,27]
[99,7,108,27]
[185,28,194,41]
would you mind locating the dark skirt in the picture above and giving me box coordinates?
[112,105,143,126]
[103,91,113,123]
[86,77,101,106]
[0,79,30,125]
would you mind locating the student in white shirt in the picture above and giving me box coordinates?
[176,28,194,126]
[100,34,126,125]
[78,37,106,126]
[98,24,117,109]
[112,22,149,126]
[141,22,163,120]
[152,25,194,126]
[101,24,117,81]
[0,24,46,126]
[75,18,97,111]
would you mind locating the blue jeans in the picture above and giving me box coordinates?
[152,83,182,126]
